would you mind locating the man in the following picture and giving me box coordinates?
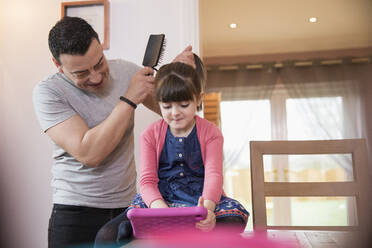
[32,16,194,247]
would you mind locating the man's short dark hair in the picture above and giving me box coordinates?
[48,16,100,64]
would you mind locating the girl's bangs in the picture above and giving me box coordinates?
[156,75,196,102]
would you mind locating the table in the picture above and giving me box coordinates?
[266,230,366,248]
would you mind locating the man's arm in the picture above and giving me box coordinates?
[46,101,134,167]
[46,67,156,168]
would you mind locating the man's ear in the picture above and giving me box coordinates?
[52,57,64,74]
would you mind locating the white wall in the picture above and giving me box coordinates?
[0,0,199,247]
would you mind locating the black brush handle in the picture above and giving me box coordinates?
[142,34,165,69]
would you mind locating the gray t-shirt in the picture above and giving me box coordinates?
[33,59,140,208]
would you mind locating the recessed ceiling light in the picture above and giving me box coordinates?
[309,17,317,23]
[229,23,237,29]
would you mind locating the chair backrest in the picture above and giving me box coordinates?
[203,92,221,128]
[250,139,370,231]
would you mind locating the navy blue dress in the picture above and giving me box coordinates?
[128,126,249,224]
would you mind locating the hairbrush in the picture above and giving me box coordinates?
[142,34,166,71]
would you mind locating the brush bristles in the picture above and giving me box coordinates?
[157,38,166,68]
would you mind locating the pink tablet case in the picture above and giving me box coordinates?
[136,229,300,248]
[127,206,207,238]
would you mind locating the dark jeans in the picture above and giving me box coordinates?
[48,204,127,248]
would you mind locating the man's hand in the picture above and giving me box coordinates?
[124,67,155,105]
[195,196,216,232]
[173,45,196,68]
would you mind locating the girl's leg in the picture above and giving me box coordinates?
[214,196,250,233]
[216,216,246,232]
[94,194,147,248]
[94,211,133,248]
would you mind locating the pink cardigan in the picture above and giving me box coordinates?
[139,115,224,207]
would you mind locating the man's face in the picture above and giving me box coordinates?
[55,39,110,94]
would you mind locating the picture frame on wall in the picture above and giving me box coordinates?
[61,0,110,49]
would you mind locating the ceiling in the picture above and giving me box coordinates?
[199,0,372,60]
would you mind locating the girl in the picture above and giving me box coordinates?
[94,60,249,247]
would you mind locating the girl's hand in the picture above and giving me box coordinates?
[149,199,168,208]
[195,196,216,232]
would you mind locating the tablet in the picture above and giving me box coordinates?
[127,206,207,239]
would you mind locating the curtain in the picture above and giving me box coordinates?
[206,67,277,169]
[206,61,372,227]
[279,62,372,175]
[206,66,277,101]
[206,62,372,176]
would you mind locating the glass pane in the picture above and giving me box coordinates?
[286,96,343,140]
[224,168,252,231]
[221,100,271,231]
[266,197,357,226]
[221,100,271,168]
[263,154,353,182]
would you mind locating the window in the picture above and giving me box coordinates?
[221,85,354,230]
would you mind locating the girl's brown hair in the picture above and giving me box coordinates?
[155,61,204,110]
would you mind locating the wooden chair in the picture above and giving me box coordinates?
[203,92,221,128]
[250,139,370,231]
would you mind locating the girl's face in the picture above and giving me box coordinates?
[159,97,201,137]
